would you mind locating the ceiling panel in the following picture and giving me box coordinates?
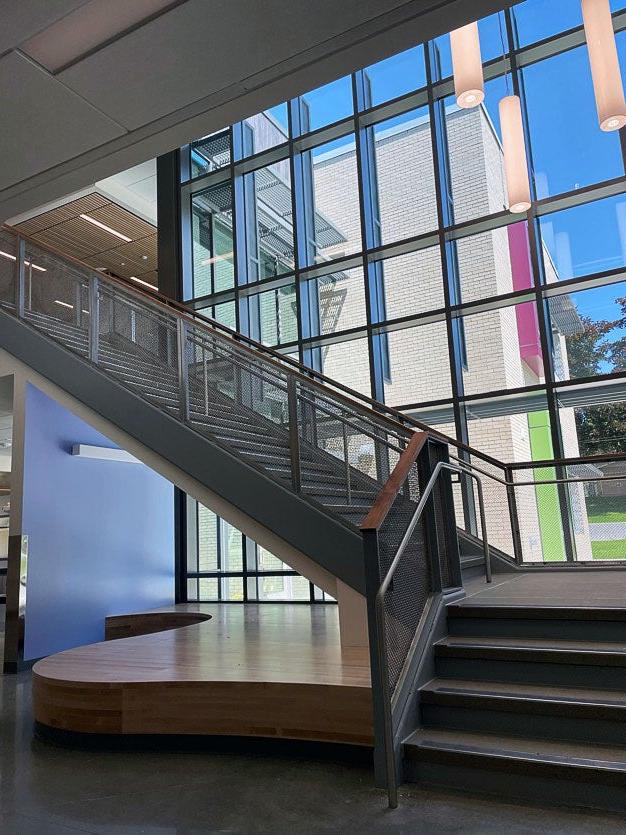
[0,51,125,190]
[0,0,88,54]
[12,190,158,285]
[21,0,180,72]
[58,0,412,130]
[13,193,109,236]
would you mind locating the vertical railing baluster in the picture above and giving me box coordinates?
[287,375,301,493]
[505,465,524,565]
[343,421,352,505]
[88,275,99,363]
[177,317,190,422]
[15,238,25,319]
[203,345,209,417]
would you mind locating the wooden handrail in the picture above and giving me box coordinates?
[361,431,429,532]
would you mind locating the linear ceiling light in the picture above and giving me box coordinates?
[79,214,132,242]
[500,95,532,213]
[0,249,47,272]
[54,300,74,309]
[129,275,158,290]
[450,22,484,108]
[582,0,626,130]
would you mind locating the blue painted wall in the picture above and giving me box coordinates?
[22,384,174,660]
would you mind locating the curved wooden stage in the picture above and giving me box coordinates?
[32,604,373,745]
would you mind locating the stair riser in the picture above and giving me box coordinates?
[435,656,626,689]
[448,617,626,643]
[403,758,626,812]
[421,702,626,747]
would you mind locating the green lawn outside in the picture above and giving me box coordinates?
[586,496,626,523]
[592,539,626,559]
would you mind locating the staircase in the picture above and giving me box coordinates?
[404,601,626,810]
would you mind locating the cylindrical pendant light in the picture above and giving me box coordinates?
[499,95,531,214]
[450,22,484,108]
[582,0,626,131]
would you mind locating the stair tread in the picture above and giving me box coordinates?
[421,677,626,707]
[449,603,626,619]
[404,727,626,771]
[437,635,626,653]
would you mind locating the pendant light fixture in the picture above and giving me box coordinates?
[582,0,626,131]
[450,22,484,108]
[500,95,532,213]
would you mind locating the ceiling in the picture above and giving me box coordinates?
[8,161,158,289]
[0,0,517,223]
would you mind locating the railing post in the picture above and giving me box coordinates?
[505,465,524,565]
[177,317,189,423]
[88,275,99,363]
[418,442,443,592]
[287,375,301,493]
[15,238,25,318]
[362,527,396,805]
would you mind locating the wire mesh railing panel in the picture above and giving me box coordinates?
[566,462,626,562]
[0,231,16,310]
[378,461,430,694]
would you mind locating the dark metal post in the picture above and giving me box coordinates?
[505,465,524,565]
[15,238,25,319]
[287,375,301,492]
[418,443,443,592]
[88,276,99,363]
[177,317,189,422]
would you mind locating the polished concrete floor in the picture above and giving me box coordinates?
[1,670,626,833]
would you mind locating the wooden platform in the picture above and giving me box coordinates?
[32,604,373,745]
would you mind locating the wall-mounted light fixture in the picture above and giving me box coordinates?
[582,0,626,131]
[500,95,532,213]
[450,22,484,108]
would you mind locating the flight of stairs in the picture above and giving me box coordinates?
[403,602,626,810]
[20,310,396,530]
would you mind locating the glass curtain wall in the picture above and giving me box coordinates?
[179,1,626,590]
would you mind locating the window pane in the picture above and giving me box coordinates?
[432,12,509,81]
[198,301,236,329]
[256,545,290,572]
[460,300,544,396]
[190,129,230,178]
[513,0,581,44]
[361,46,426,107]
[198,505,218,571]
[369,108,437,244]
[444,75,509,224]
[548,282,626,382]
[305,266,366,336]
[221,576,244,601]
[243,159,294,281]
[558,390,626,456]
[523,46,624,199]
[248,574,311,601]
[191,184,234,298]
[382,321,452,406]
[304,134,362,265]
[298,76,353,132]
[539,195,626,281]
[245,283,297,346]
[373,247,444,321]
[315,335,371,395]
[238,105,289,157]
[454,222,532,305]
[221,520,243,571]
[199,578,218,600]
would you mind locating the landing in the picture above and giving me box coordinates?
[463,569,626,608]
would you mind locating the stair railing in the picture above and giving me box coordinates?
[362,434,490,809]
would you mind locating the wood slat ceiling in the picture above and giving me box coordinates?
[11,192,157,287]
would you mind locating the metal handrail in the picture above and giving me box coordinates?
[450,454,626,488]
[375,461,491,809]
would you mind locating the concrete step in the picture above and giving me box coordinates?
[403,727,626,811]
[420,677,626,746]
[435,635,626,689]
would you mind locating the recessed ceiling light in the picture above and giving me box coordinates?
[79,214,132,242]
